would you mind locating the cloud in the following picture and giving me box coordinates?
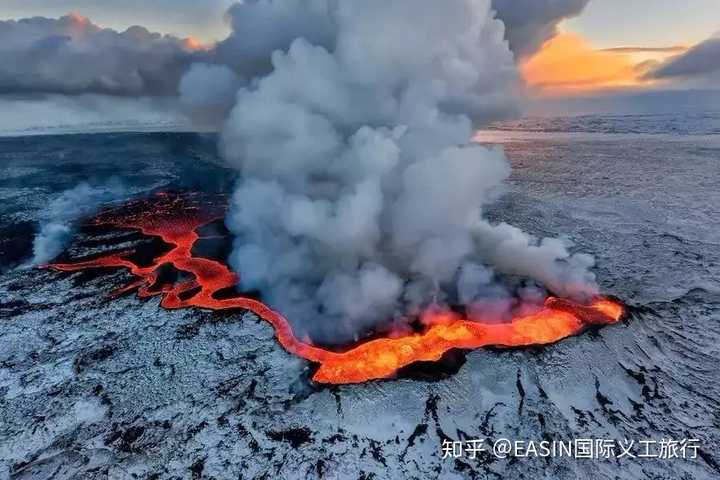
[1,0,234,41]
[190,0,590,125]
[0,0,595,120]
[649,35,720,82]
[491,0,590,57]
[213,0,338,78]
[601,46,688,54]
[0,14,201,97]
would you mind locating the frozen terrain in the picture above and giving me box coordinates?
[1,116,719,479]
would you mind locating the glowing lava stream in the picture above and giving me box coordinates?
[47,193,625,384]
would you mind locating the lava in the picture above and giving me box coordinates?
[46,192,625,384]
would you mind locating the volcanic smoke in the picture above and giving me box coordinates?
[47,193,624,384]
[46,1,628,384]
[196,0,601,344]
[30,181,127,266]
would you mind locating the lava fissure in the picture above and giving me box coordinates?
[46,193,625,384]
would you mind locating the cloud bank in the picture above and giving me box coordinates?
[0,0,589,100]
[1,0,234,41]
[649,34,720,83]
[0,14,199,97]
[491,0,590,57]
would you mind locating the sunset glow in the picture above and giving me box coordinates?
[182,36,207,52]
[521,33,644,94]
[519,32,689,96]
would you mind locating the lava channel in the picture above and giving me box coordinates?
[46,192,626,384]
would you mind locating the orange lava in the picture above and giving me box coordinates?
[46,193,625,384]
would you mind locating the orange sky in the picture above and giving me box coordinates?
[520,32,688,96]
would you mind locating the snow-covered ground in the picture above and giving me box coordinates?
[1,121,719,479]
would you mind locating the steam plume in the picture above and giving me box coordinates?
[4,2,604,342]
[204,0,599,343]
[31,182,127,265]
[178,0,593,127]
[0,0,590,100]
[178,63,243,128]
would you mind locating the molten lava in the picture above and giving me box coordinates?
[47,193,625,384]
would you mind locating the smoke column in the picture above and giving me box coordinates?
[188,0,599,343]
[30,182,127,266]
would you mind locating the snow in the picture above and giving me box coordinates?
[1,120,719,478]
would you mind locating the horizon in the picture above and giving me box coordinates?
[0,1,718,135]
[2,0,718,98]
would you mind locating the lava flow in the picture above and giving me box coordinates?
[46,192,625,384]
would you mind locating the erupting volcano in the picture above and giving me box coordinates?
[47,193,625,384]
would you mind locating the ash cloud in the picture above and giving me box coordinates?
[30,181,127,266]
[491,0,590,57]
[0,14,199,97]
[207,0,599,343]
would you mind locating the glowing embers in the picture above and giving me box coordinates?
[47,192,625,385]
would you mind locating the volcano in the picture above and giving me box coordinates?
[3,131,718,480]
[46,192,625,384]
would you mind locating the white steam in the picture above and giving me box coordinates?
[31,182,127,266]
[182,0,598,342]
[178,63,243,128]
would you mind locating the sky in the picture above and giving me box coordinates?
[0,0,717,132]
[2,0,717,98]
[2,0,717,46]
[523,2,718,95]
[565,0,719,49]
[0,0,235,42]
